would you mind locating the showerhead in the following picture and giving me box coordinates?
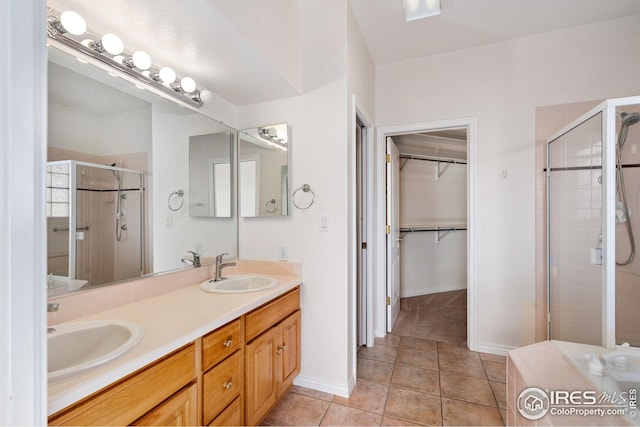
[617,112,640,149]
[109,162,120,181]
[621,112,640,127]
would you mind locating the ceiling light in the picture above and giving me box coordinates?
[180,77,196,93]
[404,0,440,21]
[100,33,124,55]
[89,33,124,55]
[158,67,176,84]
[59,11,87,35]
[132,51,152,70]
[46,7,204,108]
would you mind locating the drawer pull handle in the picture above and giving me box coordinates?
[223,337,233,348]
[276,344,287,355]
[223,379,233,390]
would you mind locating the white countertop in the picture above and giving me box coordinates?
[48,273,302,416]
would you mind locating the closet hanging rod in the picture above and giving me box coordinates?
[399,225,466,242]
[399,153,467,165]
[400,226,467,233]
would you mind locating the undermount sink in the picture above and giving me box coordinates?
[200,275,277,294]
[48,320,144,382]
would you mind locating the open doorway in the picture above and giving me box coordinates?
[376,118,478,351]
[387,129,468,343]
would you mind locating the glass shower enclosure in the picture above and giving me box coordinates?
[46,160,145,294]
[547,96,640,349]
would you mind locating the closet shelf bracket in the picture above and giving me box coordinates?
[436,227,453,243]
[437,161,452,180]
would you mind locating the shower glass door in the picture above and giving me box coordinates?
[547,112,604,345]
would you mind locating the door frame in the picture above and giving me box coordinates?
[375,117,479,351]
[351,95,375,349]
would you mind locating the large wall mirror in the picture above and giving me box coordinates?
[47,44,238,297]
[239,124,289,217]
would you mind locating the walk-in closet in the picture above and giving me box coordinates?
[388,128,468,344]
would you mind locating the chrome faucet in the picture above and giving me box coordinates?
[47,303,59,334]
[181,251,201,268]
[214,253,236,281]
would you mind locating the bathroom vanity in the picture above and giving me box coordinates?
[47,271,301,426]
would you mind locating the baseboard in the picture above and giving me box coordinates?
[293,374,352,398]
[478,342,516,356]
[400,283,466,298]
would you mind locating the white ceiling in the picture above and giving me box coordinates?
[349,0,640,64]
[47,0,640,107]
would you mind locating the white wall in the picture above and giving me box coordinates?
[346,0,376,379]
[0,0,47,424]
[236,0,371,397]
[376,15,640,350]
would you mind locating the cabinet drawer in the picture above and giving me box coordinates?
[49,344,196,426]
[203,351,242,424]
[208,397,242,426]
[202,318,242,371]
[245,287,300,342]
[133,383,197,426]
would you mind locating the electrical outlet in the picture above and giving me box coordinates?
[279,246,288,261]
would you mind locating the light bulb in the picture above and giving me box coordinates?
[60,11,87,35]
[101,33,124,55]
[180,77,196,93]
[132,51,152,70]
[112,55,125,64]
[158,67,176,84]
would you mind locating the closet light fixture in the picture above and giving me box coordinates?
[404,0,441,21]
[46,7,204,108]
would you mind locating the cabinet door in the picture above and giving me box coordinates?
[244,329,277,426]
[133,383,197,426]
[277,310,301,394]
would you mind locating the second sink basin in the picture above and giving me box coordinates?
[48,320,144,382]
[200,275,277,294]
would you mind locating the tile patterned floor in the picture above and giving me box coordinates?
[263,293,507,426]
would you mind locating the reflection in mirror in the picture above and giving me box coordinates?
[239,124,289,217]
[46,161,144,296]
[47,44,238,297]
[189,133,234,218]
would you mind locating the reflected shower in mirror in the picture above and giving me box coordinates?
[46,161,144,296]
[47,43,238,297]
[239,124,289,217]
[189,132,234,218]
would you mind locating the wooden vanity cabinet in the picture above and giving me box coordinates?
[48,344,196,426]
[48,286,301,427]
[244,288,301,426]
[133,383,197,426]
[201,318,244,426]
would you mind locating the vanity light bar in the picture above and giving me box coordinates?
[46,8,204,109]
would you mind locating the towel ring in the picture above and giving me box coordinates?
[168,190,184,211]
[265,198,277,213]
[292,184,315,210]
